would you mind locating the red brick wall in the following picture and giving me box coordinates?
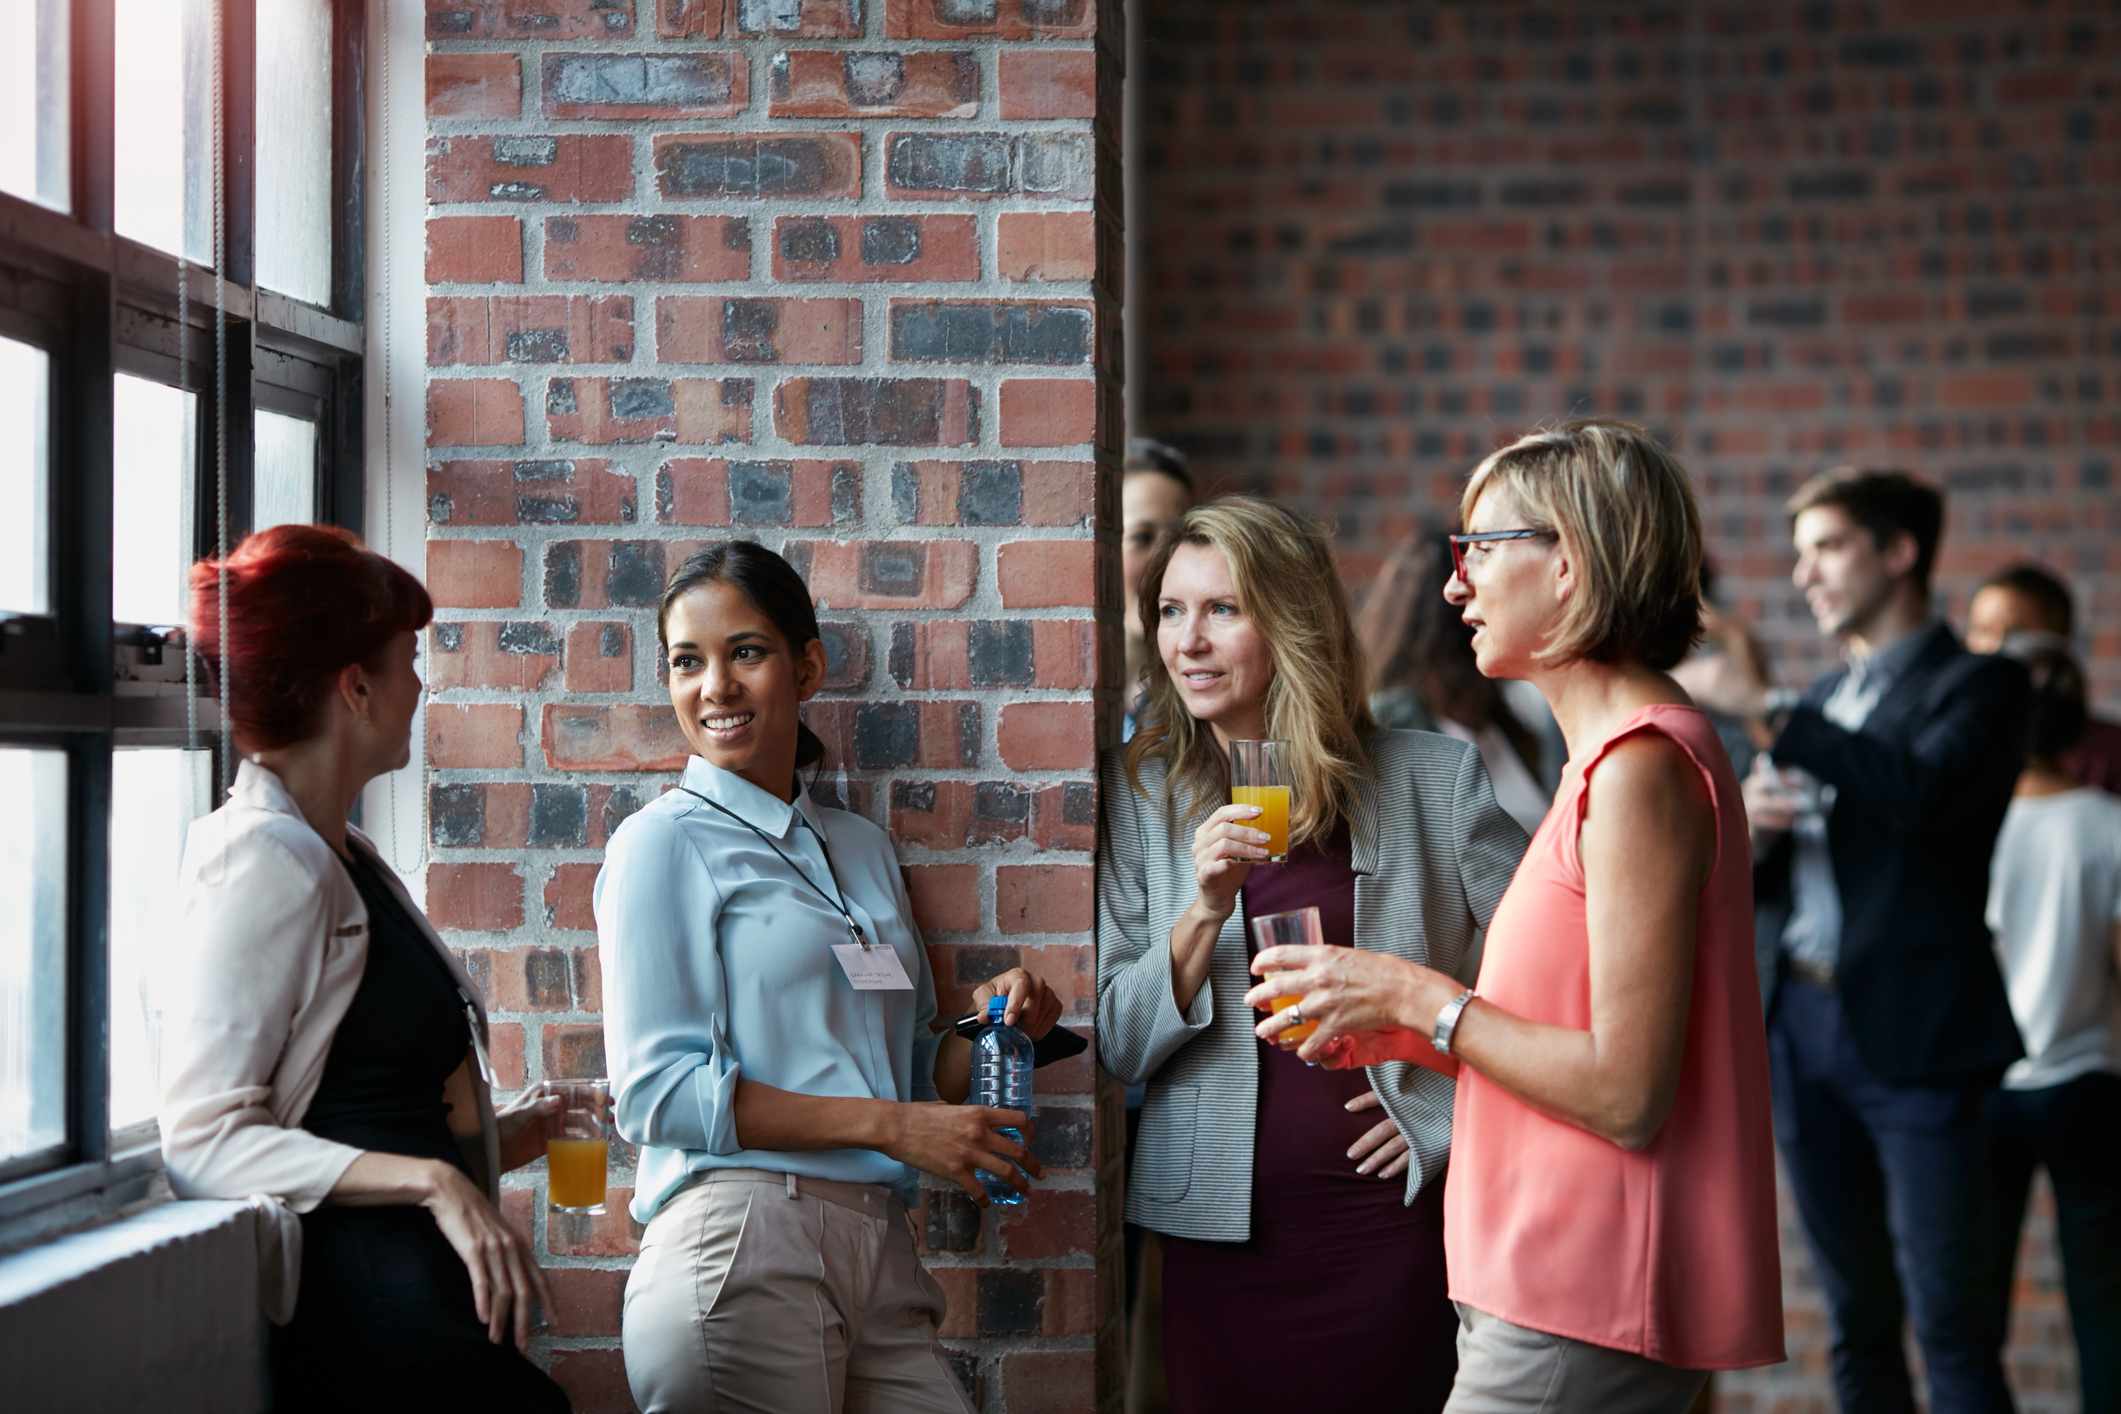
[1141,0,2120,712]
[422,2,1125,1409]
[1139,3,2115,1410]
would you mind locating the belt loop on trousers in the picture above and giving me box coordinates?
[786,1173,798,1199]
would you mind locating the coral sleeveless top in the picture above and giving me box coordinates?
[1444,705,1784,1369]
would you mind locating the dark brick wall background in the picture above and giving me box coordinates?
[1138,2,2116,1409]
[1140,0,2120,714]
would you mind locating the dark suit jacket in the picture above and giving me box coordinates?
[1755,622,2028,1083]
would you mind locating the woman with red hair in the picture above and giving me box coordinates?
[158,525,569,1411]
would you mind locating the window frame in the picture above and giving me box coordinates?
[0,0,369,1230]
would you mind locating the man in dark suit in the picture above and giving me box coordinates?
[1733,468,2028,1414]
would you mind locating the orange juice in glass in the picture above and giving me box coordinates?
[547,1079,612,1214]
[1229,739,1292,862]
[1251,906,1325,1060]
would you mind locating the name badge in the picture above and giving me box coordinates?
[833,942,915,991]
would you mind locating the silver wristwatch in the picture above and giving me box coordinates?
[1431,988,1476,1055]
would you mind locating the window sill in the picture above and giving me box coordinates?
[0,1197,269,1414]
[0,1144,161,1244]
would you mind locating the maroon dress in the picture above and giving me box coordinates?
[1160,825,1458,1413]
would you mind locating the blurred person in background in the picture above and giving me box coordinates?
[1358,533,1553,836]
[1123,437,1197,741]
[1734,468,2026,1414]
[1980,638,2121,1414]
[1670,557,1775,783]
[1965,562,2121,794]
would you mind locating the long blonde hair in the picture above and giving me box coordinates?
[1125,496,1374,846]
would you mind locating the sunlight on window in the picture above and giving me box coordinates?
[0,0,70,212]
[114,0,208,263]
[0,337,53,615]
[109,750,211,1134]
[255,409,320,532]
[257,0,334,305]
[0,748,68,1165]
[112,374,197,628]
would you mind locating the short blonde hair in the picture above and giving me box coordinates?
[1126,496,1374,847]
[1461,420,1704,672]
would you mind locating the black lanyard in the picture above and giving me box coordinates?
[678,788,871,950]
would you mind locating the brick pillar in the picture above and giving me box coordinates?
[422,2,1124,1410]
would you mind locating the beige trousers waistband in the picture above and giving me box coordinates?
[681,1166,903,1221]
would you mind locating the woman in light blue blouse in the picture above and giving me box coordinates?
[596,541,1065,1414]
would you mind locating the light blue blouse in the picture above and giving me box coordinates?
[594,757,943,1222]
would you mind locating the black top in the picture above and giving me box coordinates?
[276,847,567,1412]
[299,847,472,1172]
[1756,621,2030,1082]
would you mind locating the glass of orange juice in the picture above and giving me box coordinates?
[1229,739,1292,862]
[1250,906,1324,1064]
[547,1079,612,1215]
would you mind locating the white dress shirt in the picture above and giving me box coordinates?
[594,757,943,1222]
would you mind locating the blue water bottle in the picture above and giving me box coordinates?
[971,995,1035,1206]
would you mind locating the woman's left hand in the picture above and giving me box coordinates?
[494,1083,565,1173]
[1245,945,1458,1065]
[1344,1090,1411,1180]
[973,967,1065,1039]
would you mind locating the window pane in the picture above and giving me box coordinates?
[113,374,198,628]
[257,0,333,305]
[115,0,210,263]
[0,337,53,614]
[109,749,212,1133]
[0,748,68,1166]
[254,409,319,532]
[0,0,69,212]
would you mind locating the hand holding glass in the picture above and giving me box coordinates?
[1230,739,1292,863]
[546,1079,611,1215]
[1252,906,1324,1062]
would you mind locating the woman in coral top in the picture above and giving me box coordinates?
[1248,421,1784,1410]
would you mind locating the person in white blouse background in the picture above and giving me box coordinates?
[596,540,1065,1414]
[1981,636,2121,1412]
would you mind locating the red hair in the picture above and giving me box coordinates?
[189,525,433,751]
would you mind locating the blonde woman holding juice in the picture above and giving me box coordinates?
[1096,496,1528,1413]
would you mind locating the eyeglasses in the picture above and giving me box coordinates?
[1449,529,1555,582]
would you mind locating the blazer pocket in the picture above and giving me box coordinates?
[1133,1083,1198,1202]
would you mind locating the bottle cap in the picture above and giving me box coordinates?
[986,994,1007,1024]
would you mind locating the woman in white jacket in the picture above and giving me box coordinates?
[159,525,568,1411]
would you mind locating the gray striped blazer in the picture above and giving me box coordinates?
[1096,729,1529,1241]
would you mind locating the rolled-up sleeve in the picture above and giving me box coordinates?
[159,830,365,1209]
[890,864,945,1104]
[1095,751,1213,1086]
[595,815,742,1156]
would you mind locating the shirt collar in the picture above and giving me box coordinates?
[678,756,820,840]
[1849,616,1942,688]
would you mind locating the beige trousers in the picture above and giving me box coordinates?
[623,1169,973,1414]
[1444,1304,1711,1414]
